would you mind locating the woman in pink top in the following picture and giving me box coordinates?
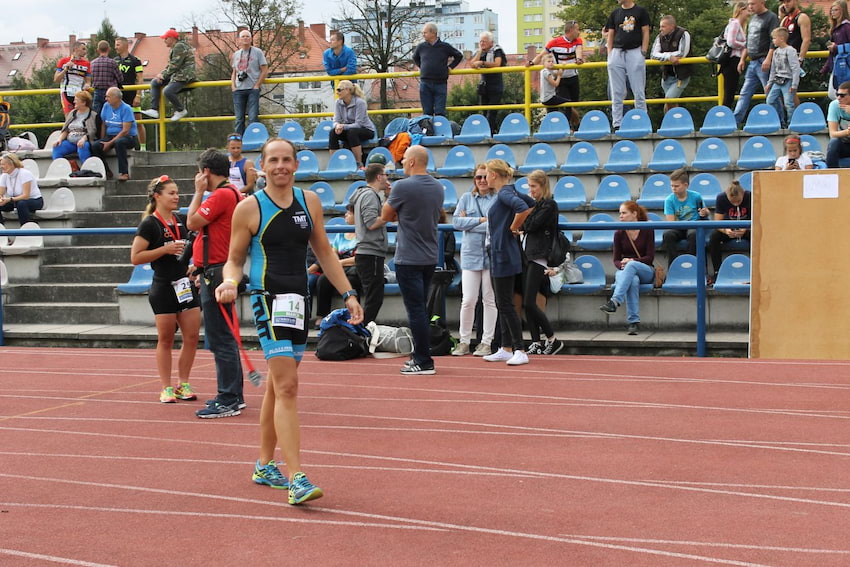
[720,1,749,109]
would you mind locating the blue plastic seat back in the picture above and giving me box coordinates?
[278,121,305,144]
[647,212,664,247]
[637,174,672,209]
[425,147,437,172]
[743,104,782,135]
[692,137,731,170]
[556,215,574,244]
[439,178,459,211]
[690,173,722,208]
[574,110,611,140]
[365,146,396,169]
[383,117,409,137]
[737,171,752,191]
[304,120,334,149]
[591,175,632,209]
[647,139,687,172]
[737,136,777,170]
[242,122,269,151]
[562,255,606,294]
[603,140,642,173]
[713,254,751,295]
[485,144,517,168]
[294,150,319,180]
[492,112,531,143]
[320,148,358,180]
[788,102,827,134]
[617,108,653,139]
[518,142,558,173]
[514,176,530,194]
[575,213,616,250]
[117,263,154,294]
[421,115,454,145]
[309,181,337,211]
[454,114,491,143]
[662,254,698,294]
[553,176,587,210]
[657,108,695,137]
[335,180,368,212]
[534,111,570,142]
[700,105,737,136]
[800,134,822,154]
[560,141,599,173]
[436,145,475,176]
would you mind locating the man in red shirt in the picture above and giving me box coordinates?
[528,21,584,128]
[54,42,91,115]
[187,149,245,418]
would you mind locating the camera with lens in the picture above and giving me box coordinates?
[177,231,198,266]
[237,71,249,82]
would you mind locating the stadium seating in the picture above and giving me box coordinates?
[788,102,827,134]
[661,254,699,294]
[552,176,587,210]
[67,157,106,186]
[242,122,269,151]
[647,139,687,172]
[294,150,319,180]
[278,121,306,145]
[533,111,571,142]
[383,117,409,137]
[657,107,695,138]
[486,144,517,168]
[647,212,665,247]
[637,174,672,209]
[365,147,396,169]
[573,110,611,140]
[319,149,358,180]
[700,105,737,136]
[712,254,751,295]
[309,181,337,212]
[591,175,632,209]
[493,113,531,143]
[515,176,530,193]
[40,158,72,187]
[737,136,776,170]
[421,115,453,145]
[36,187,76,219]
[689,173,722,207]
[22,159,40,179]
[743,103,782,135]
[603,140,642,173]
[616,108,653,139]
[0,221,42,255]
[517,143,558,174]
[560,142,599,173]
[691,137,732,171]
[575,213,616,250]
[562,255,606,294]
[439,179,458,211]
[454,114,491,144]
[303,120,334,149]
[800,134,822,153]
[738,171,752,191]
[334,180,368,213]
[117,263,153,294]
[437,145,476,176]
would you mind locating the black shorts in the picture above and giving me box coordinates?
[556,75,580,104]
[148,278,200,315]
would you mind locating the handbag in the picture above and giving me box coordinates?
[547,230,570,267]
[706,36,732,66]
[626,231,665,288]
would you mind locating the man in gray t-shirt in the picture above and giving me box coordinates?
[382,145,444,375]
[231,30,269,135]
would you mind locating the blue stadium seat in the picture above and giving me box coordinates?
[603,140,642,173]
[591,175,632,209]
[637,174,672,209]
[647,139,687,172]
[691,137,732,170]
[743,103,782,135]
[309,181,337,212]
[534,111,571,142]
[319,149,358,180]
[647,212,665,247]
[365,146,396,170]
[383,117,409,137]
[485,144,517,168]
[553,176,587,210]
[425,147,437,172]
[788,102,827,134]
[573,110,611,140]
[117,263,154,294]
[662,254,699,294]
[560,141,599,173]
[241,122,269,151]
[657,107,695,138]
[437,145,476,176]
[517,142,559,174]
[738,171,752,191]
[278,121,306,145]
[800,134,823,153]
[454,114,492,144]
[556,214,574,244]
[334,180,368,213]
[439,179,458,211]
[294,150,319,181]
[689,173,722,207]
[514,176,530,194]
[713,254,751,295]
[562,255,606,294]
[303,120,334,149]
[421,115,454,145]
[737,136,776,170]
[700,105,737,136]
[493,112,531,143]
[575,213,616,250]
[616,108,653,139]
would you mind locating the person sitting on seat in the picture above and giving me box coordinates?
[52,90,97,164]
[0,153,43,224]
[329,80,376,169]
[661,168,710,268]
[708,179,751,283]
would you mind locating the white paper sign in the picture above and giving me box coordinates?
[803,174,839,199]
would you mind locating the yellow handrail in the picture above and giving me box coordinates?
[0,52,829,149]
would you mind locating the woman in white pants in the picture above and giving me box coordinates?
[451,164,497,356]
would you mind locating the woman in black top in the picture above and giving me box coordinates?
[130,175,201,403]
[521,170,563,356]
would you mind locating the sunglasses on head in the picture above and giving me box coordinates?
[228,135,242,141]
[156,174,171,184]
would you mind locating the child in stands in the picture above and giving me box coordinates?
[775,135,814,170]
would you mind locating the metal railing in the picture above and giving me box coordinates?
[0,219,751,356]
[0,51,829,149]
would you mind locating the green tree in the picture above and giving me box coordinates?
[86,18,119,59]
[447,71,527,129]
[8,58,64,146]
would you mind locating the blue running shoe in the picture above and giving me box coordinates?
[288,472,323,505]
[252,460,289,489]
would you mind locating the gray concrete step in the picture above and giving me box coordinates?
[41,246,131,265]
[5,283,117,303]
[3,302,119,325]
[131,163,200,179]
[39,264,133,284]
[102,194,194,212]
[71,211,147,228]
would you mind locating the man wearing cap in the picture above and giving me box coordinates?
[141,28,196,122]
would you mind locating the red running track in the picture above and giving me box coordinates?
[1,347,850,566]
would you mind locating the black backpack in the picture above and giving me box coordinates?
[429,314,457,356]
[316,325,369,361]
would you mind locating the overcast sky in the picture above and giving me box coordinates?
[7,0,519,53]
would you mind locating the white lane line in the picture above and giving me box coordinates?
[0,487,768,567]
[560,534,850,555]
[0,548,116,566]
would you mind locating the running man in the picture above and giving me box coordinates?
[215,138,363,505]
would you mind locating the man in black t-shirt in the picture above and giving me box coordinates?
[114,37,146,148]
[604,0,651,130]
[709,183,752,280]
[471,31,506,134]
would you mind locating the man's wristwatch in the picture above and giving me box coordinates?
[342,289,358,301]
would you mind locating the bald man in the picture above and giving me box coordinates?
[381,145,445,375]
[92,86,139,181]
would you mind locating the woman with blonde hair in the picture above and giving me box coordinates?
[0,153,43,224]
[720,1,749,109]
[482,159,535,366]
[330,79,376,168]
[130,175,200,403]
[521,170,563,355]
